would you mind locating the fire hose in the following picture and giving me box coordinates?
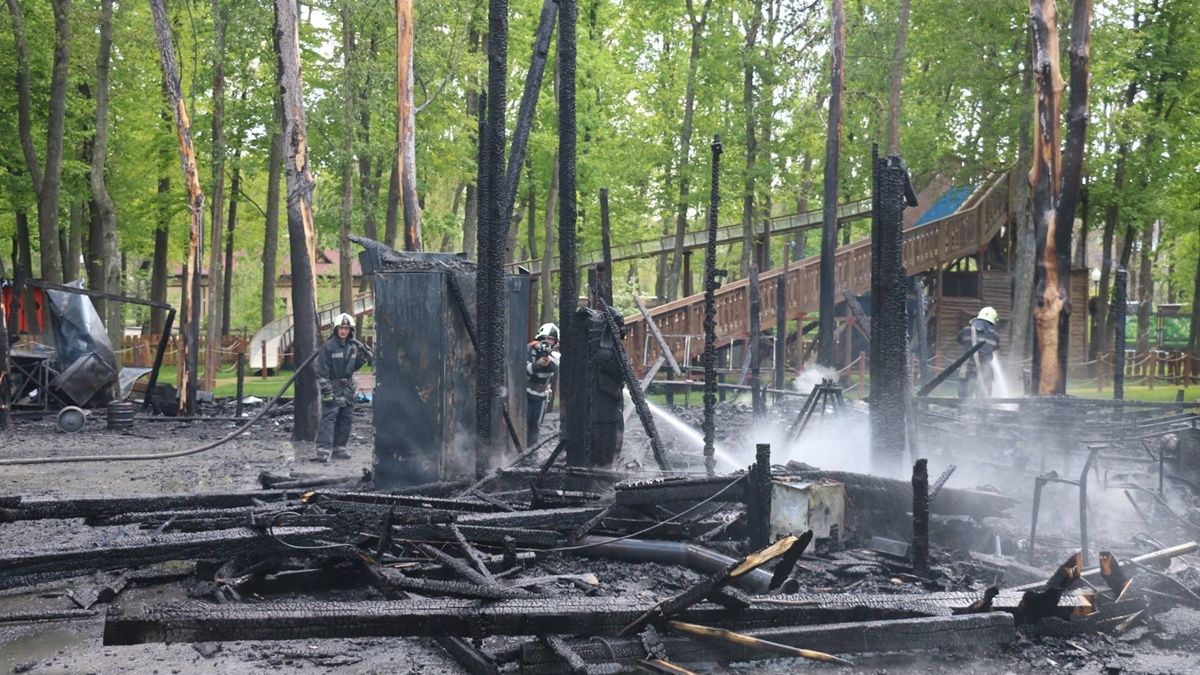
[0,348,322,466]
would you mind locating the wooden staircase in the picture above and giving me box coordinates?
[624,171,1017,369]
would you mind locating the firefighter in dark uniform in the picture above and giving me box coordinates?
[314,313,372,461]
[956,306,1000,398]
[583,305,627,467]
[526,323,561,446]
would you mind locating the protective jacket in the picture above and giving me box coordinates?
[526,342,561,397]
[956,318,1000,364]
[316,330,371,403]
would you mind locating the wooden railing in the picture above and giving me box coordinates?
[625,171,1015,369]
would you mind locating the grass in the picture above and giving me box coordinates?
[150,364,374,398]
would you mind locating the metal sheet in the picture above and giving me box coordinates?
[373,265,476,486]
[770,479,845,542]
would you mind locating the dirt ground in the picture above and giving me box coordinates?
[2,404,1199,674]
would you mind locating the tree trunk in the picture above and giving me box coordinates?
[1094,140,1128,358]
[886,0,912,154]
[817,0,846,368]
[526,165,536,261]
[91,0,122,350]
[274,0,322,441]
[384,159,400,249]
[150,0,205,415]
[1028,0,1091,396]
[541,152,558,324]
[666,0,713,301]
[221,145,241,336]
[396,0,422,250]
[340,5,355,315]
[1136,222,1154,352]
[262,93,283,328]
[203,0,228,391]
[65,201,82,282]
[151,176,170,336]
[1073,185,1088,269]
[356,32,380,242]
[39,0,71,284]
[739,1,761,278]
[14,211,38,331]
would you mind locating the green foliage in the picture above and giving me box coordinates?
[0,0,1196,334]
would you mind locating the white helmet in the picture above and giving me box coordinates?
[535,322,560,341]
[334,313,354,328]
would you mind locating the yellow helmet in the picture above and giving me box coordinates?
[977,307,998,325]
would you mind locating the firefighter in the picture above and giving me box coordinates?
[956,306,1000,398]
[526,323,561,446]
[314,313,372,461]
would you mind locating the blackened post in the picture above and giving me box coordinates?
[817,0,846,368]
[558,0,584,466]
[502,0,558,221]
[774,245,789,402]
[0,295,9,430]
[476,0,510,477]
[749,263,764,416]
[869,153,912,477]
[599,187,614,305]
[595,296,670,472]
[141,309,175,413]
[702,137,725,477]
[235,351,245,418]
[1113,268,1127,400]
[747,443,772,549]
[911,458,929,576]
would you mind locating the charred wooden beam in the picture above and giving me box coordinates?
[0,527,328,591]
[102,594,940,645]
[517,613,1016,673]
[746,444,772,548]
[614,477,747,507]
[391,523,560,548]
[911,458,930,576]
[786,470,1014,519]
[702,137,725,476]
[436,636,501,675]
[0,490,307,522]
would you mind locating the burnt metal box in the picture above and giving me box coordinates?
[372,259,531,487]
[769,479,845,542]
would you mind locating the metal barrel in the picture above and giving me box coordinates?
[106,401,136,430]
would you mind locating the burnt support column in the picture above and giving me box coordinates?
[702,137,726,477]
[746,443,772,549]
[1113,267,1127,400]
[557,0,585,466]
[869,151,915,477]
[476,0,510,477]
[911,458,929,577]
[599,188,613,306]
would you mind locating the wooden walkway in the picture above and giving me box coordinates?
[624,171,1016,369]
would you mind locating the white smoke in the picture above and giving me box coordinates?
[792,365,840,395]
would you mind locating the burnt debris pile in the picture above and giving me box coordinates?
[1,424,1198,673]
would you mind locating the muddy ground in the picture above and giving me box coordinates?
[1,402,1199,674]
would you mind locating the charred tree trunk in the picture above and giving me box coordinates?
[150,0,205,415]
[461,11,483,260]
[384,159,400,250]
[886,0,911,154]
[818,0,846,368]
[340,5,355,315]
[559,0,586,465]
[150,171,170,335]
[1028,0,1091,396]
[476,0,510,474]
[396,0,422,250]
[221,144,241,336]
[665,0,713,301]
[203,0,229,392]
[274,0,322,441]
[91,0,121,348]
[262,93,283,327]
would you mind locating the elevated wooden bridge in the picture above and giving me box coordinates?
[624,171,1017,370]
